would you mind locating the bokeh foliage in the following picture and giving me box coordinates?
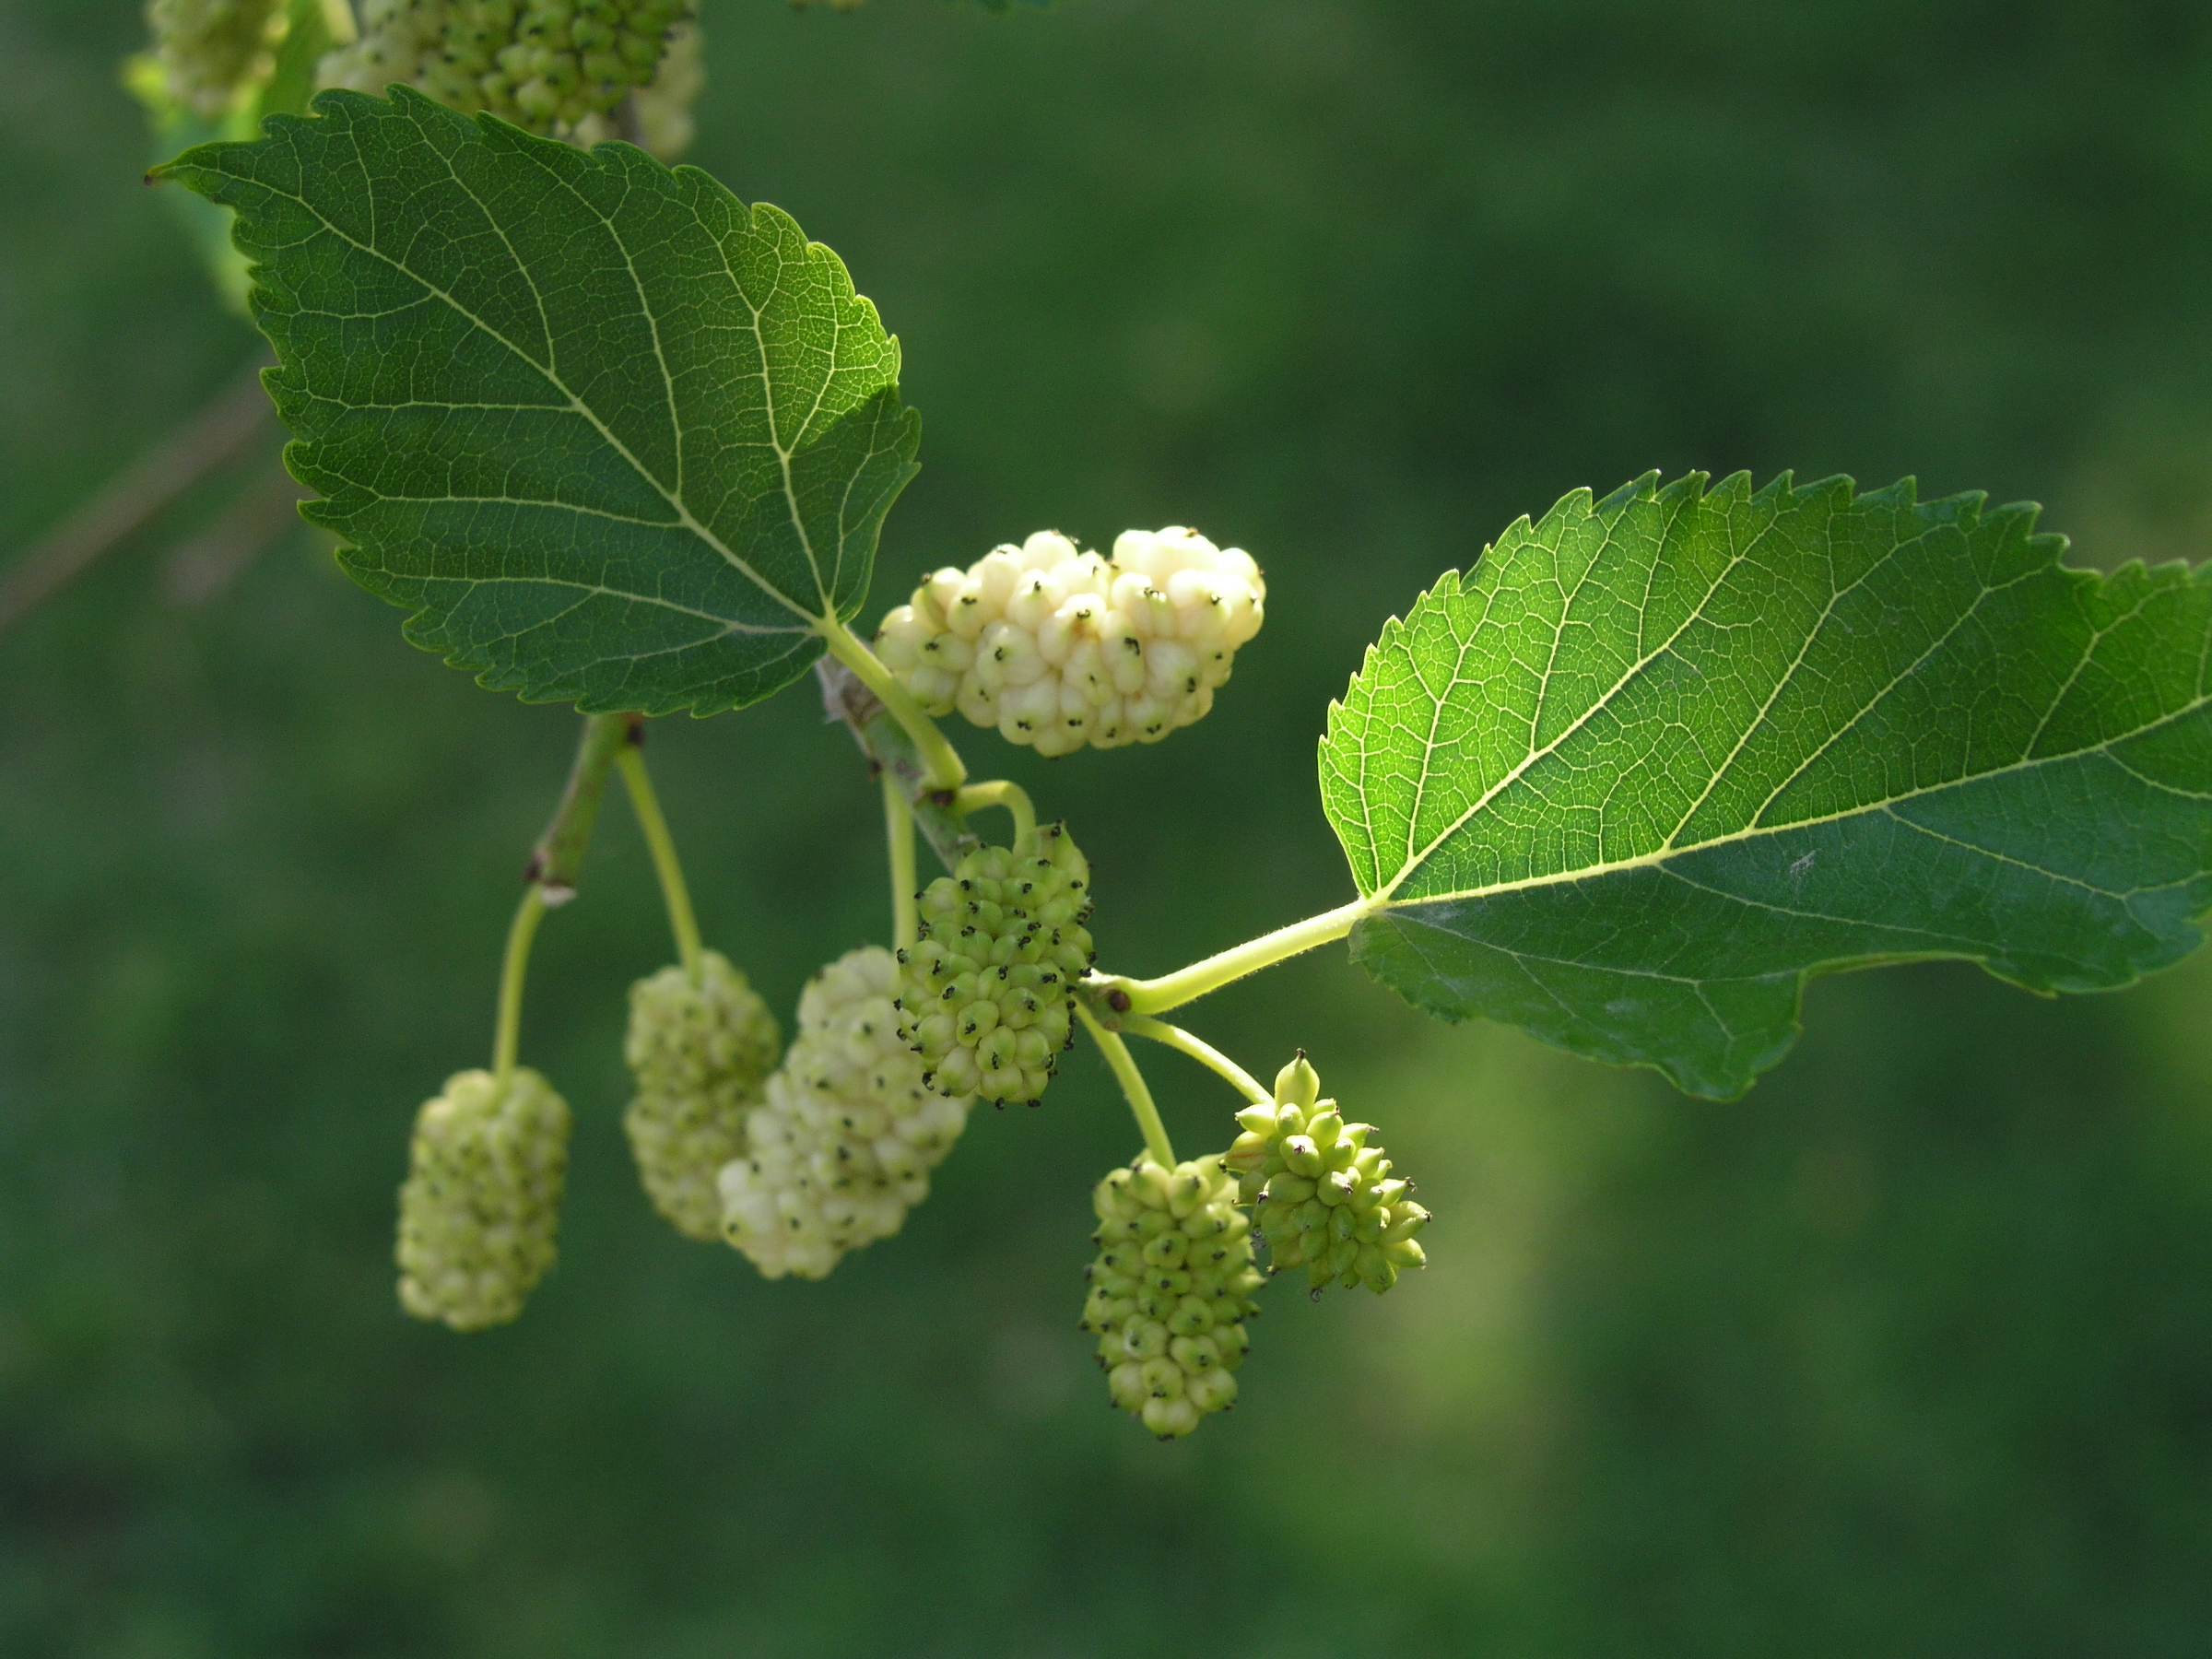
[3,1,2210,1654]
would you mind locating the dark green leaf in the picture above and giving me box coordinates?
[1323,472,2212,1098]
[155,87,919,714]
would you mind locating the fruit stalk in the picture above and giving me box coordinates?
[1077,1004,1175,1170]
[492,883,548,1090]
[618,742,702,984]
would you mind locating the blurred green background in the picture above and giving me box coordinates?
[6,1,2212,1653]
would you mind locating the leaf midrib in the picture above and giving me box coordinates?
[1366,690,2208,915]
[1366,502,2147,912]
[385,568,794,638]
[691,203,873,620]
[1373,519,1770,904]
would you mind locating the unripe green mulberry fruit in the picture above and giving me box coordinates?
[147,0,288,119]
[396,1066,571,1331]
[719,947,974,1279]
[1080,1152,1264,1440]
[1224,1053,1430,1294]
[874,527,1265,757]
[318,0,698,155]
[623,949,780,1242]
[897,823,1093,1105]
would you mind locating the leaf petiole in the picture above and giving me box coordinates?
[492,883,548,1091]
[617,744,703,985]
[1119,1015,1271,1105]
[818,616,968,793]
[1077,1003,1177,1170]
[954,779,1037,848]
[1101,896,1373,1016]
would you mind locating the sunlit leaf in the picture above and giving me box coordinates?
[1323,472,2212,1098]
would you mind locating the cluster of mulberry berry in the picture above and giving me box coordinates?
[898,825,1093,1104]
[313,0,431,102]
[395,1066,572,1331]
[606,7,700,158]
[874,528,1265,757]
[719,948,974,1279]
[622,950,780,1242]
[1226,1054,1430,1294]
[1081,1153,1264,1439]
[146,0,288,119]
[318,0,697,153]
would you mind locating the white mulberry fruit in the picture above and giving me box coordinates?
[147,0,288,119]
[395,1066,571,1331]
[1080,1152,1264,1440]
[898,823,1092,1105]
[623,950,780,1242]
[718,947,974,1279]
[1224,1053,1430,1294]
[874,527,1265,757]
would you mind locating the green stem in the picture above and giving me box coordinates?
[617,745,703,984]
[492,884,547,1090]
[1078,1003,1177,1171]
[818,616,968,792]
[884,771,919,952]
[1108,896,1372,1016]
[955,779,1037,848]
[817,658,978,874]
[1120,1014,1271,1104]
[526,712,635,902]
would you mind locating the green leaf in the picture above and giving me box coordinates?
[154,87,919,714]
[1322,472,2212,1099]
